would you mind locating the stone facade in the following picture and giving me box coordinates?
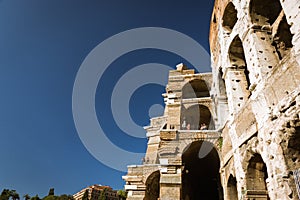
[123,0,300,199]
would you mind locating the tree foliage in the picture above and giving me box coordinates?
[0,189,73,200]
[117,190,127,200]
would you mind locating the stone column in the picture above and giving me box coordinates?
[159,170,181,200]
[224,68,250,116]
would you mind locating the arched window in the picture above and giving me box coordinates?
[182,141,223,200]
[272,13,293,60]
[227,175,238,200]
[144,171,160,200]
[182,79,210,99]
[249,0,282,26]
[181,105,214,130]
[229,36,251,90]
[222,2,238,33]
[246,154,269,199]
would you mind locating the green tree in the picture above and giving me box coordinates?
[117,190,127,200]
[48,189,54,196]
[82,190,89,200]
[10,190,20,200]
[30,195,41,200]
[23,194,31,200]
[0,189,10,200]
[56,195,73,200]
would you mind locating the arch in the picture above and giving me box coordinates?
[272,13,293,60]
[218,68,227,97]
[249,0,282,26]
[144,171,160,200]
[182,141,223,200]
[227,175,238,200]
[246,153,270,199]
[182,79,210,99]
[222,2,238,33]
[181,105,214,130]
[229,36,251,90]
[283,125,300,199]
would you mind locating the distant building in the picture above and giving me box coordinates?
[73,184,118,200]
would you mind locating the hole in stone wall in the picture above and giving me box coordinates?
[288,127,300,151]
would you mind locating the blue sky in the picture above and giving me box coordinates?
[0,0,214,197]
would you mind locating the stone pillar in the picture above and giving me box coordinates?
[159,171,181,200]
[224,68,250,116]
[243,29,280,85]
[166,103,181,129]
[280,0,300,55]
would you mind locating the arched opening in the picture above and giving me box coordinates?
[246,153,269,199]
[181,105,214,130]
[182,79,210,99]
[144,171,160,200]
[218,68,227,97]
[229,36,251,90]
[284,126,300,199]
[272,13,293,60]
[182,141,223,200]
[227,175,238,200]
[250,0,282,26]
[222,2,238,33]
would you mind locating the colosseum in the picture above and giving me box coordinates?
[122,0,300,199]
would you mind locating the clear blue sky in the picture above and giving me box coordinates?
[0,0,214,197]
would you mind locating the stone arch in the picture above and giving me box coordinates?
[228,36,250,87]
[144,170,160,200]
[182,79,210,99]
[227,175,238,200]
[218,67,227,98]
[272,11,293,60]
[181,104,214,130]
[249,0,282,26]
[181,141,223,200]
[281,122,300,199]
[245,153,270,199]
[226,36,251,114]
[222,2,238,33]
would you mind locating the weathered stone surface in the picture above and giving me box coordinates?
[124,0,300,199]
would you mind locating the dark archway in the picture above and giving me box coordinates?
[222,2,238,33]
[182,79,210,99]
[144,171,160,200]
[227,175,238,200]
[246,154,269,199]
[229,36,251,90]
[272,14,293,60]
[182,141,223,200]
[249,0,282,26]
[218,68,227,98]
[181,105,214,130]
